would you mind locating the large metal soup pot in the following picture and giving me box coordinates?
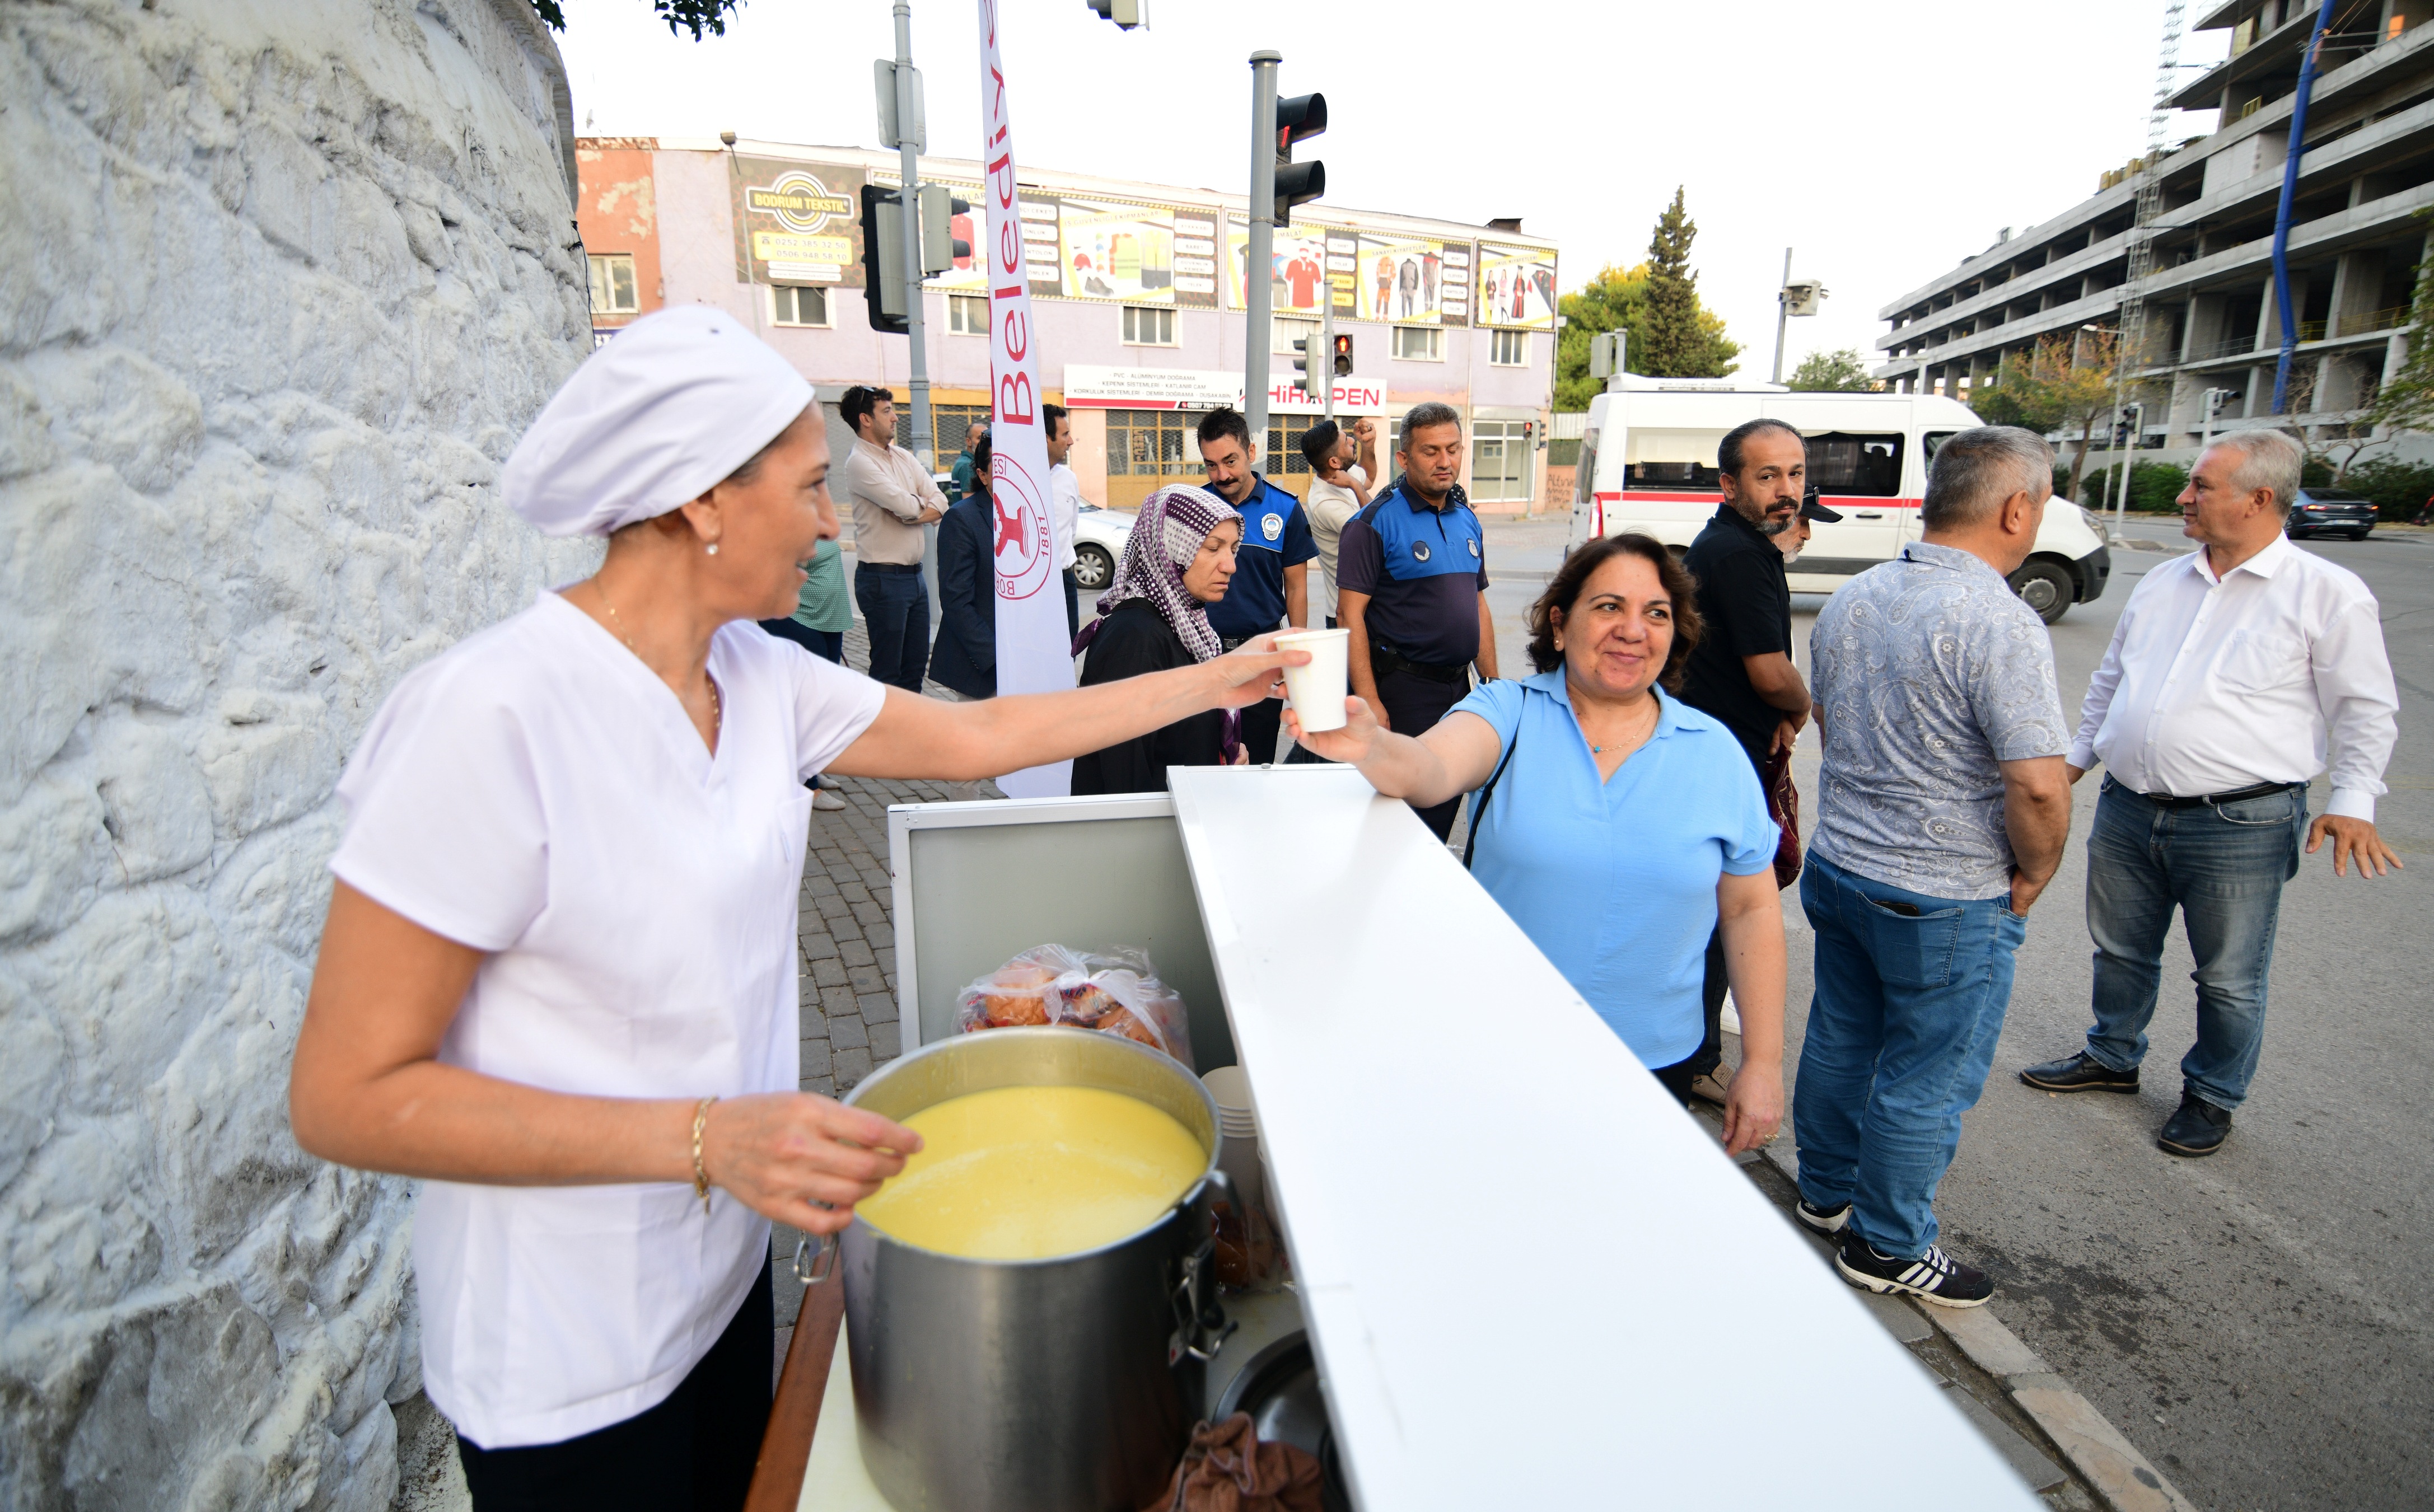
[836,1027,1233,1512]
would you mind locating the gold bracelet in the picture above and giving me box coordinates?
[691,1096,718,1215]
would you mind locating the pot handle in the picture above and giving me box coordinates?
[795,1231,838,1287]
[1170,1170,1237,1364]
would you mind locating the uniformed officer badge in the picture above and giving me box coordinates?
[1467,538,1480,558]
[1412,540,1432,562]
[1262,512,1282,540]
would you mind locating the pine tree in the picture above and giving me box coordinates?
[1637,188,1738,378]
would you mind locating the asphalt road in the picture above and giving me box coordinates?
[1480,517,2431,1510]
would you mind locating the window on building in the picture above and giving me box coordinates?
[1805,432,1904,497]
[1470,420,1534,502]
[1489,329,1529,366]
[1393,325,1443,362]
[771,284,829,327]
[1273,316,1319,357]
[1122,306,1176,346]
[949,294,988,336]
[588,253,638,315]
[893,402,994,460]
[1265,416,1320,476]
[1105,409,1205,477]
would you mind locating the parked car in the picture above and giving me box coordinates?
[1071,502,1134,591]
[2285,489,2377,540]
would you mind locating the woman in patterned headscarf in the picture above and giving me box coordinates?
[1071,484,1249,794]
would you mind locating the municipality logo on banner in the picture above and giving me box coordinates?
[979,0,1077,799]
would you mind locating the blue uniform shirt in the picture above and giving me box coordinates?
[1450,672,1777,1068]
[1203,473,1318,642]
[1336,479,1489,666]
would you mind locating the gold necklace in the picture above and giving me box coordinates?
[596,583,721,734]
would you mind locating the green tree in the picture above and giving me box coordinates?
[1553,261,1739,410]
[532,0,744,39]
[1637,188,1740,378]
[2364,240,2434,439]
[1788,348,1876,392]
[1970,331,2120,505]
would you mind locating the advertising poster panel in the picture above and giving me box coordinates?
[1325,228,1360,316]
[1438,241,1473,325]
[1356,233,1452,326]
[729,156,863,286]
[1226,222,1331,316]
[1478,243,1559,330]
[1058,198,1178,304]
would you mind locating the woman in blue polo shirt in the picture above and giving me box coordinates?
[1290,532,1787,1151]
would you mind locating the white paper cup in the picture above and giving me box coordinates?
[1272,628,1351,734]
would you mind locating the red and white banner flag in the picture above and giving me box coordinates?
[978,0,1075,798]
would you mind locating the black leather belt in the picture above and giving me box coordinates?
[857,560,923,574]
[1370,644,1471,685]
[2125,779,2300,809]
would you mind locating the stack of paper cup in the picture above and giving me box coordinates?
[1271,627,1351,734]
[1199,1065,1266,1222]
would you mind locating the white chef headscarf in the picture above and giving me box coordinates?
[502,305,816,537]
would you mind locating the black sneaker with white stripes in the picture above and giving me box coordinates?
[1834,1234,1994,1308]
[1795,1198,1851,1237]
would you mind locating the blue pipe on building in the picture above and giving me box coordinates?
[2271,0,2342,414]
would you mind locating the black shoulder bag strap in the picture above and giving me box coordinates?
[1463,723,1520,871]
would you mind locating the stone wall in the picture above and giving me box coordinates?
[0,2,595,1505]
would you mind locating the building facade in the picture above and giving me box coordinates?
[574,137,1561,512]
[1874,0,2433,469]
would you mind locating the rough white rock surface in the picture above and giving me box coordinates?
[1,2,595,1505]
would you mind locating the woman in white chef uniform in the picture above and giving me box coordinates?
[288,308,1297,1510]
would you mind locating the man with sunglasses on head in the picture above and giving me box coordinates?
[838,385,947,692]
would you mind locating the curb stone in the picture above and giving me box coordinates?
[1759,1141,2198,1512]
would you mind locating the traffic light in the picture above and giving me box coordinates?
[919,184,970,274]
[1273,92,1326,226]
[1291,335,1313,388]
[1085,0,1142,26]
[1331,331,1353,378]
[860,183,908,334]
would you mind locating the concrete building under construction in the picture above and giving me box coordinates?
[1873,0,2434,466]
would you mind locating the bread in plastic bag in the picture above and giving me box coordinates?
[956,944,1195,1069]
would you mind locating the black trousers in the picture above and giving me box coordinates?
[853,563,931,692]
[1372,662,1472,840]
[1063,567,1081,643]
[757,617,844,664]
[456,1261,774,1512]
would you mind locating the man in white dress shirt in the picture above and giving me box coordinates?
[2021,428,2400,1157]
[1045,402,1082,640]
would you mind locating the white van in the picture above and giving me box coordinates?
[1565,377,2111,622]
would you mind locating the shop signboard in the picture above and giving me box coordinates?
[730,155,863,286]
[1064,365,1386,416]
[1478,242,1559,330]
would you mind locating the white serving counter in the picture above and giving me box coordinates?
[879,765,2040,1511]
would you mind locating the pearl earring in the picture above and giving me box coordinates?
[707,542,720,556]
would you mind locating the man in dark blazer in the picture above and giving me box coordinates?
[929,436,997,701]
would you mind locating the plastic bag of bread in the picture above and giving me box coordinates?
[954,945,1195,1069]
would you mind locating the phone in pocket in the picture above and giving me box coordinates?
[1876,898,1922,918]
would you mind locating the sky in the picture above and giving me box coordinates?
[552,0,2231,381]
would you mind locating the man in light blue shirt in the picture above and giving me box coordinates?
[1793,427,2073,1310]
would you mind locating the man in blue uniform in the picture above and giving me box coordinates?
[1198,406,1316,762]
[1337,402,1499,839]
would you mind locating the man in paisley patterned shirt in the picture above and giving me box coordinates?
[1790,426,2074,1309]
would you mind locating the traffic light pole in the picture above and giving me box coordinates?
[892,0,935,470]
[1244,50,1279,458]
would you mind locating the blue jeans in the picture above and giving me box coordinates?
[1794,851,2027,1260]
[854,564,930,692]
[2081,776,2305,1111]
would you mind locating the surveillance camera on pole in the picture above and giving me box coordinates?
[1085,0,1143,27]
[1769,247,1828,385]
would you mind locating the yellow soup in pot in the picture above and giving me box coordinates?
[856,1085,1207,1261]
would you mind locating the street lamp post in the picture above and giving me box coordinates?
[890,0,935,471]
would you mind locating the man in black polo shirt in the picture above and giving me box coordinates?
[1679,418,1818,1101]
[1337,402,1498,839]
